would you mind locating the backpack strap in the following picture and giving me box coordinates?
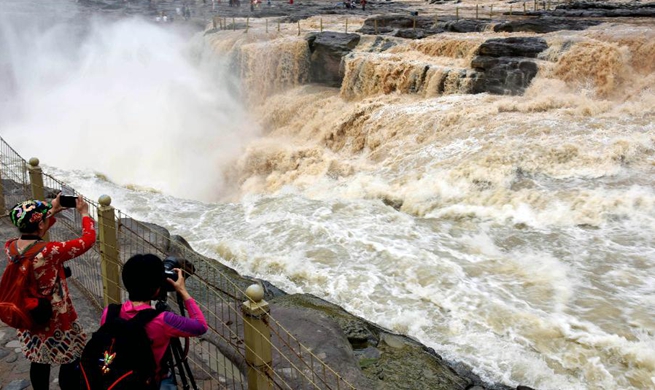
[8,240,47,264]
[130,308,162,328]
[106,303,123,323]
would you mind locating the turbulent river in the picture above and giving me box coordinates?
[1,1,654,389]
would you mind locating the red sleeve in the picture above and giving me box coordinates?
[44,216,96,264]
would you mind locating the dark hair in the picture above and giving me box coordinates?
[19,225,39,234]
[122,254,164,302]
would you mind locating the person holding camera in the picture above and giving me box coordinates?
[3,194,96,390]
[96,254,208,389]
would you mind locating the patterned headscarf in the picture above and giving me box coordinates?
[9,200,52,232]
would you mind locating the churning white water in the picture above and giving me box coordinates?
[1,1,654,389]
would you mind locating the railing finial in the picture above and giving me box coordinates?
[98,195,112,207]
[246,284,265,303]
[29,157,40,167]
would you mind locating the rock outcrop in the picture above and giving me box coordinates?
[469,37,547,95]
[307,32,361,87]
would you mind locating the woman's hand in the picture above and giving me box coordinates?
[76,196,89,217]
[50,194,64,215]
[166,269,191,300]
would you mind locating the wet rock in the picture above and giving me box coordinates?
[441,19,489,33]
[493,17,601,33]
[355,346,381,360]
[477,37,548,59]
[470,37,547,95]
[5,353,18,363]
[470,56,539,94]
[549,1,655,17]
[307,32,361,87]
[266,298,376,389]
[362,14,438,30]
[382,197,404,210]
[4,340,20,349]
[272,293,493,390]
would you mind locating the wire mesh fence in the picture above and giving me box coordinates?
[0,136,357,390]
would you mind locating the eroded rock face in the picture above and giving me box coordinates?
[470,37,548,95]
[549,1,655,17]
[492,17,602,33]
[307,32,361,87]
[272,294,479,390]
[476,37,548,59]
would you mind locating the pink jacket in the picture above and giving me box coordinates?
[100,299,208,376]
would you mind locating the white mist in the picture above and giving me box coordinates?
[0,5,256,201]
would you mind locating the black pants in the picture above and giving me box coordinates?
[30,360,79,390]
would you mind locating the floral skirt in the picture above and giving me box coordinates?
[17,321,86,365]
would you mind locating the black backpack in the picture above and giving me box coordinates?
[80,304,161,390]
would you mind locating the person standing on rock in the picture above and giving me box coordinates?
[361,0,366,11]
[5,195,96,390]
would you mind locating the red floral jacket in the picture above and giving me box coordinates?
[4,216,96,335]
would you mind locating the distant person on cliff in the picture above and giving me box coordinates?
[4,196,96,390]
[361,0,366,11]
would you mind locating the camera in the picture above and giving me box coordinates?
[163,256,181,292]
[162,256,195,293]
[59,195,77,208]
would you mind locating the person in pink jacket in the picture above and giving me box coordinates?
[99,254,208,388]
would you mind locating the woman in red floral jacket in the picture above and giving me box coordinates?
[6,195,96,390]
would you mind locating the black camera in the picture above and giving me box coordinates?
[163,256,181,292]
[158,256,195,300]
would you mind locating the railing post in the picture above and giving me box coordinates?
[28,158,48,241]
[242,284,272,390]
[97,195,121,306]
[28,157,45,202]
[0,168,6,215]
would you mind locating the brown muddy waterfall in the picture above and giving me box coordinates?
[200,17,655,390]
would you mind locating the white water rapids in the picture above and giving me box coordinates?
[1,1,654,389]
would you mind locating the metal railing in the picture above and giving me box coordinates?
[0,135,357,390]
